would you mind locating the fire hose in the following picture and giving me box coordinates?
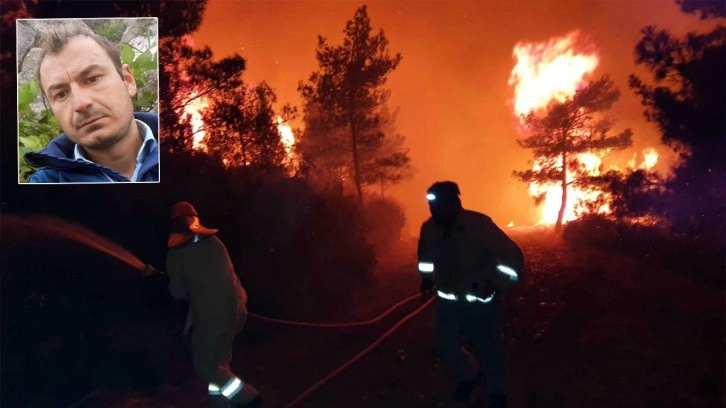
[67,265,435,408]
[248,292,422,328]
[2,215,433,408]
[143,265,436,408]
[68,294,435,408]
[144,265,424,330]
[282,295,435,408]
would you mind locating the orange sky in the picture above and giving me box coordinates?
[192,0,717,236]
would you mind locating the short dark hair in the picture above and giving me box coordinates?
[427,181,461,201]
[37,24,124,98]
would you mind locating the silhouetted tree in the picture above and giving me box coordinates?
[204,82,287,172]
[115,0,208,38]
[629,13,725,237]
[296,99,351,190]
[577,169,665,220]
[360,106,412,195]
[248,83,289,172]
[629,26,725,156]
[676,0,726,19]
[514,76,633,232]
[203,83,250,165]
[160,37,246,153]
[298,5,405,204]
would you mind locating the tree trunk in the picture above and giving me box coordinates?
[350,121,364,204]
[555,151,568,233]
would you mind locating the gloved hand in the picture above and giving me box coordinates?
[141,263,157,277]
[420,277,434,299]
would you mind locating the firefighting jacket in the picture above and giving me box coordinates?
[166,235,248,323]
[417,209,524,301]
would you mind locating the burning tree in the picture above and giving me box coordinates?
[513,76,633,232]
[160,37,246,153]
[203,82,289,173]
[578,168,665,221]
[298,5,409,203]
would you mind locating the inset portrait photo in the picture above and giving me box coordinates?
[17,17,159,184]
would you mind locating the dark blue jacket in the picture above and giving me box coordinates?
[24,112,159,183]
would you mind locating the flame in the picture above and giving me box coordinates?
[642,147,659,170]
[510,32,664,226]
[184,91,208,150]
[627,148,660,171]
[276,116,295,158]
[277,115,298,173]
[511,31,602,225]
[509,30,599,118]
[526,153,610,225]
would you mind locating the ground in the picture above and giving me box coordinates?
[53,231,726,407]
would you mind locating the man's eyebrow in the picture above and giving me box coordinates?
[45,64,108,95]
[45,81,69,95]
[77,64,107,78]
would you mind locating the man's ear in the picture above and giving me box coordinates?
[121,64,137,98]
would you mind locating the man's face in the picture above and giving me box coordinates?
[428,195,461,226]
[40,36,137,151]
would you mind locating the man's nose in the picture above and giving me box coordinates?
[71,85,93,112]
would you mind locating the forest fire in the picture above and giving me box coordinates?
[527,153,607,225]
[276,116,295,161]
[184,92,208,150]
[630,147,659,170]
[510,30,599,119]
[509,31,658,225]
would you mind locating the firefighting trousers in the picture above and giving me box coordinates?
[192,311,247,390]
[431,297,506,395]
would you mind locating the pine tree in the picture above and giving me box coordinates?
[514,76,633,232]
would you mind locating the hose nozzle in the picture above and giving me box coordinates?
[142,263,158,276]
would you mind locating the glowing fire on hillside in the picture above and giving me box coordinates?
[183,95,296,168]
[277,115,298,174]
[277,116,295,160]
[184,92,208,150]
[509,30,659,225]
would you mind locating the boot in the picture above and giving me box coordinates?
[229,383,261,407]
[451,372,484,402]
[490,394,507,408]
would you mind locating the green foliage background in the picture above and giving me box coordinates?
[17,18,158,183]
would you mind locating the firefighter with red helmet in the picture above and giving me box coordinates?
[418,181,524,408]
[166,202,261,408]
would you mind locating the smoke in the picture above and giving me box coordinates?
[190,0,713,234]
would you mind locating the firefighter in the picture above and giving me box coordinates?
[166,202,261,408]
[418,181,524,408]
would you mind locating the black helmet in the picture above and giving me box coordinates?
[426,181,460,203]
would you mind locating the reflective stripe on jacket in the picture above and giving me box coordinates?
[417,209,524,300]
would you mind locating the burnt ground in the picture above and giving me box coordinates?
[18,231,726,408]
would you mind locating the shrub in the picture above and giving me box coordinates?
[563,214,724,285]
[234,179,377,320]
[363,196,406,255]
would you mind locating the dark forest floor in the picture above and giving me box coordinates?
[15,231,726,408]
